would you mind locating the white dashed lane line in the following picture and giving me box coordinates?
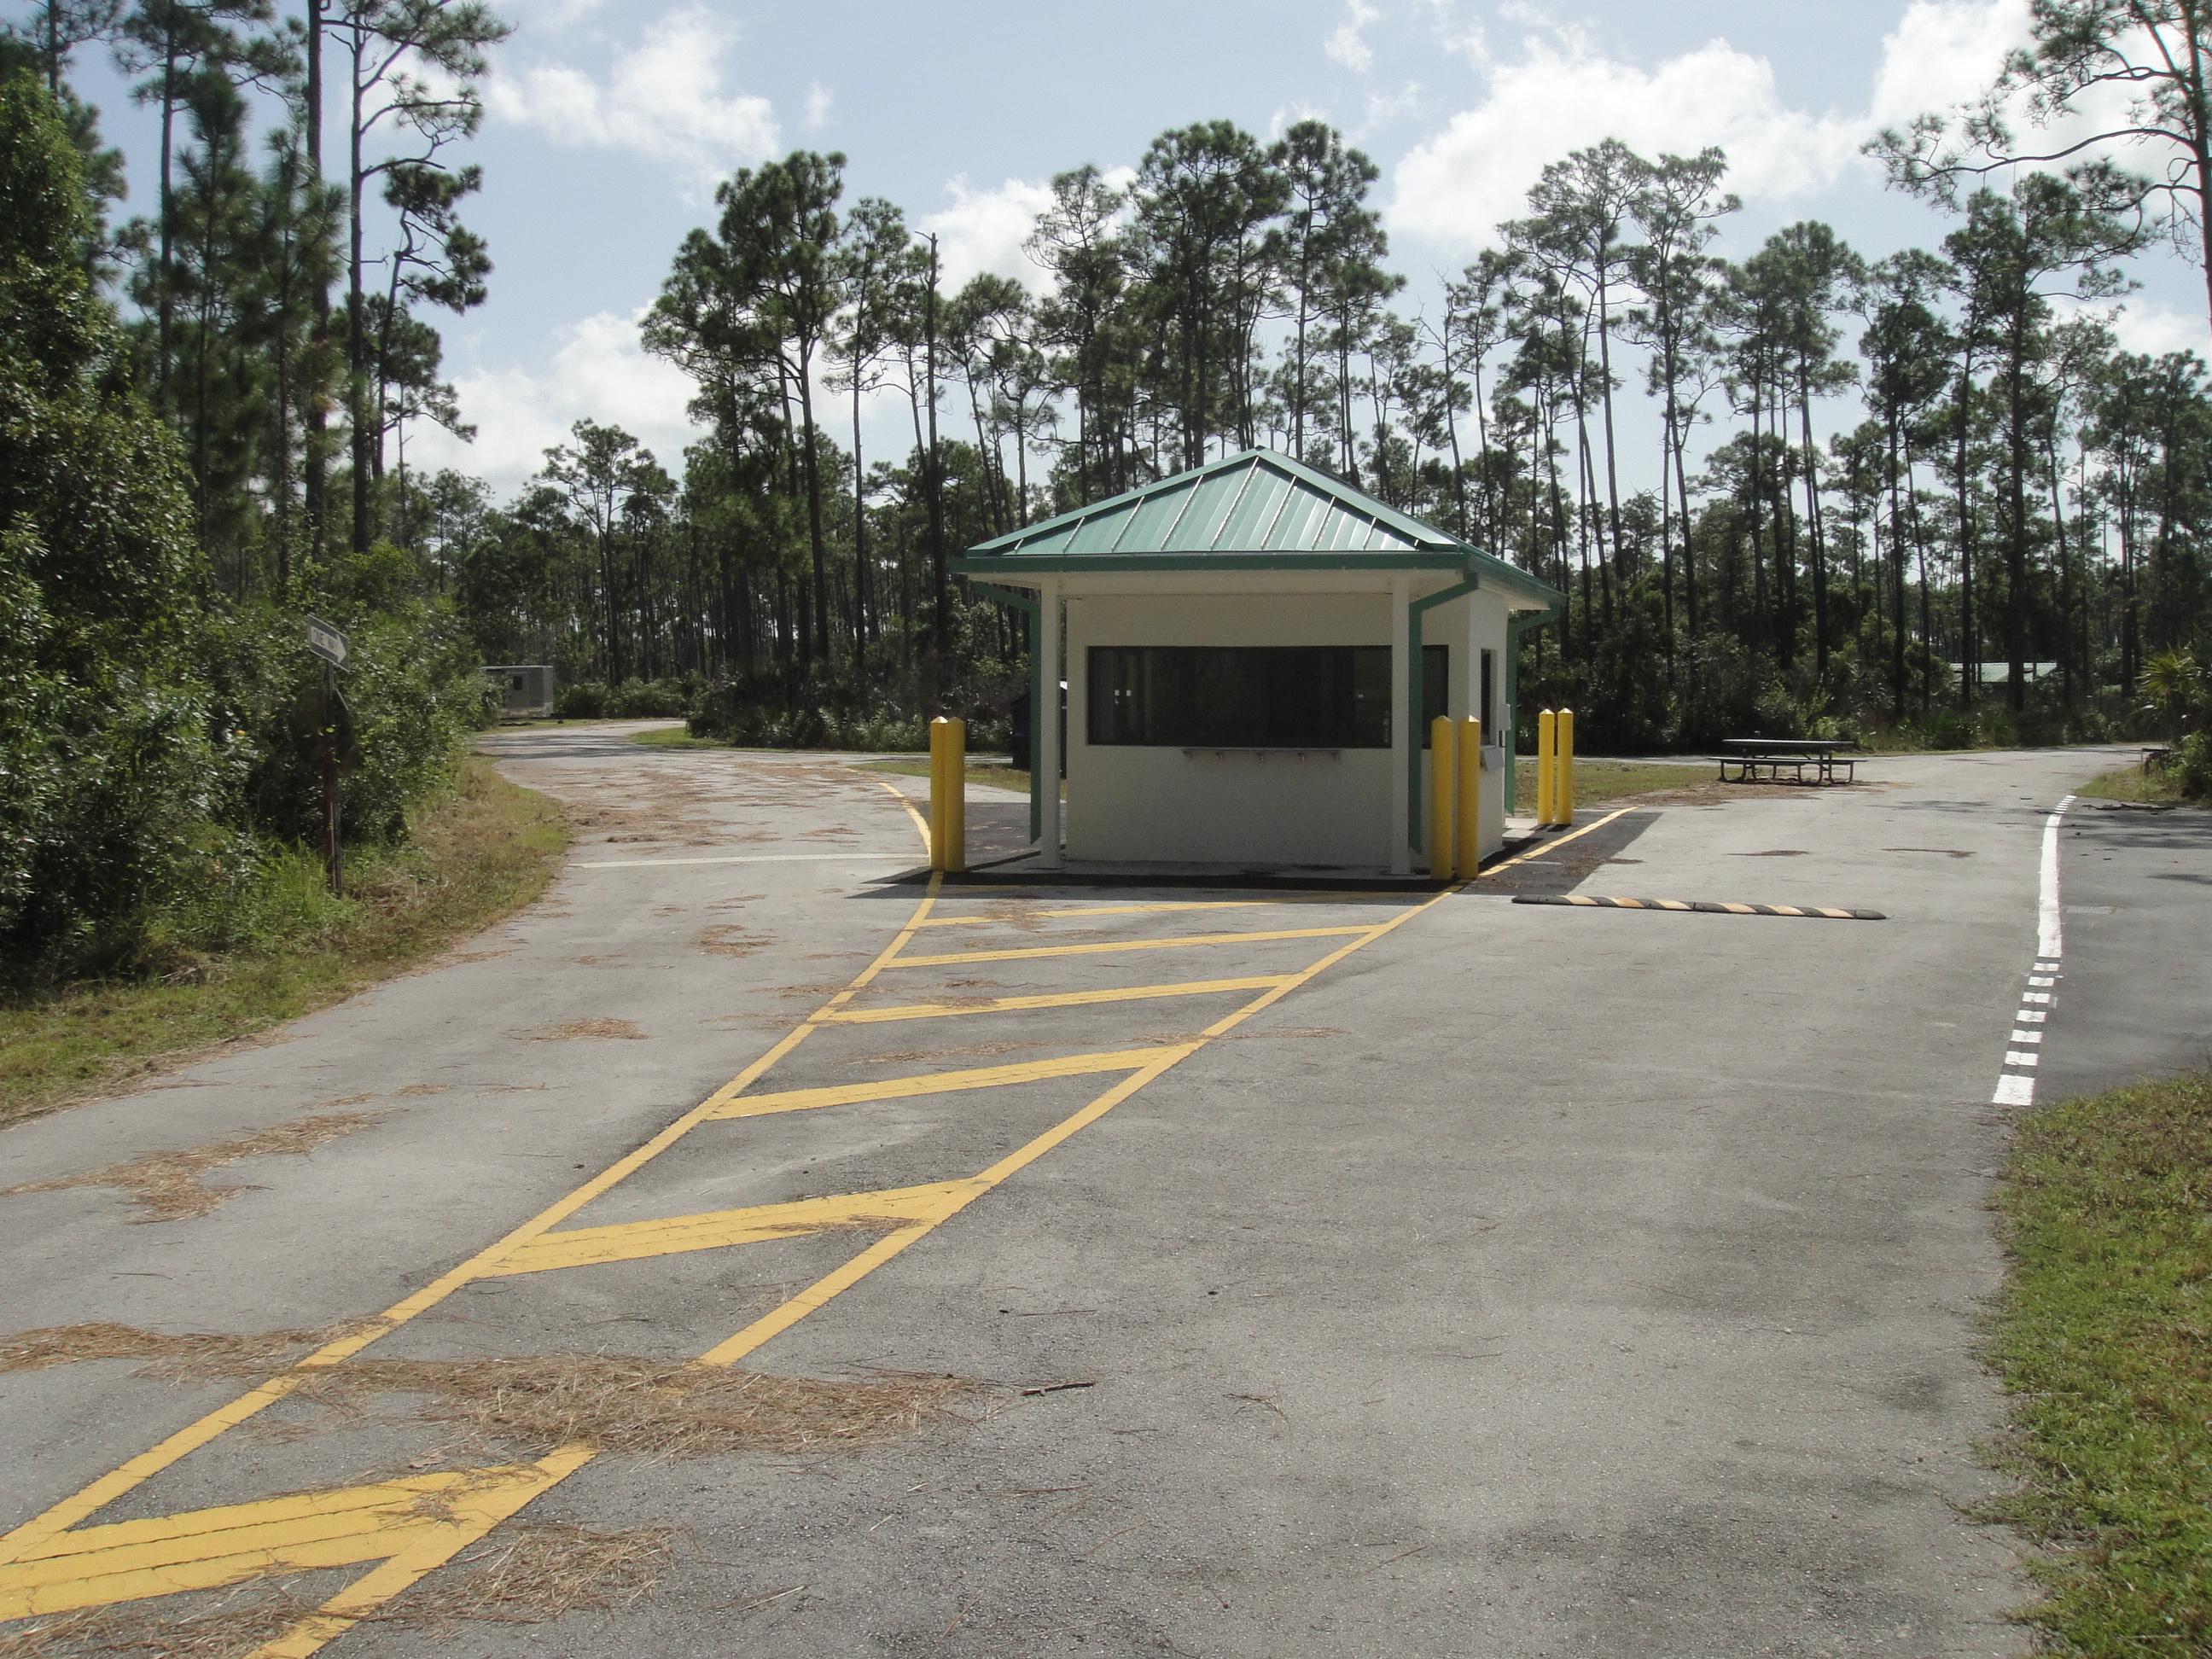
[1992,795,2075,1109]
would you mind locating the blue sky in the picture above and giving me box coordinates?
[49,0,2212,498]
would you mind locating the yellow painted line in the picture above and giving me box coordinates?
[10,1471,496,1563]
[690,1054,1194,1371]
[1,789,1469,1646]
[822,975,1291,1024]
[244,1447,590,1659]
[0,876,945,1563]
[915,894,1400,927]
[692,887,1461,1371]
[707,1046,1192,1121]
[486,1179,990,1276]
[888,924,1374,969]
[0,1470,531,1620]
[1473,805,1639,881]
[866,775,933,853]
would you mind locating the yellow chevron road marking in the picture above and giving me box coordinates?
[888,925,1373,969]
[706,1046,1192,1121]
[0,755,1457,1654]
[485,1180,989,1276]
[823,976,1289,1024]
[0,1467,540,1621]
[242,1448,588,1659]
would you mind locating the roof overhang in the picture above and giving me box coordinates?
[954,551,1564,614]
[955,447,1563,614]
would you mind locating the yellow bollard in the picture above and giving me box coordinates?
[1456,716,1483,876]
[1557,707,1575,825]
[946,717,967,873]
[1429,715,1456,880]
[928,717,952,873]
[1535,708,1557,830]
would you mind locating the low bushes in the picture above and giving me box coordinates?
[552,676,701,720]
[687,663,1018,754]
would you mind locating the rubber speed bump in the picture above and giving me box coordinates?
[1512,894,1885,921]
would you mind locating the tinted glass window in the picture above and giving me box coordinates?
[1088,646,1444,749]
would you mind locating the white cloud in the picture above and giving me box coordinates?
[919,167,1139,296]
[2055,294,2208,358]
[502,0,610,29]
[1866,0,2031,130]
[1388,2,2052,250]
[1390,28,1859,246]
[803,80,833,131]
[1363,79,1422,133]
[919,175,1056,294]
[412,307,701,497]
[1327,0,1382,74]
[487,6,779,194]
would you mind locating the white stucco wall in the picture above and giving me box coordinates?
[1061,582,1515,869]
[1066,592,1394,866]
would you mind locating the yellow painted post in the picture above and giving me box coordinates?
[946,716,967,872]
[1456,716,1483,875]
[1557,707,1575,824]
[1535,708,1557,829]
[1428,716,1457,879]
[928,717,950,873]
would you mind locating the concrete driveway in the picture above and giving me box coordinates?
[1,729,2203,1657]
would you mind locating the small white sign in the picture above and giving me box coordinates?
[305,616,348,668]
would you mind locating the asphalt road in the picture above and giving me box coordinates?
[1,728,2203,1657]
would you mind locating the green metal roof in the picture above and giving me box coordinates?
[952,448,1563,610]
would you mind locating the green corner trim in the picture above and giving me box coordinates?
[969,581,1044,844]
[1406,578,1481,853]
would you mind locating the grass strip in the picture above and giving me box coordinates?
[2077,762,2189,805]
[0,754,567,1127]
[1986,1069,2212,1653]
[860,755,1039,795]
[1512,756,1714,806]
[627,725,732,750]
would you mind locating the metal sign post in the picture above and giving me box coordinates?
[305,617,348,896]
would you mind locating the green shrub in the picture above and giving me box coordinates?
[550,678,699,719]
[2174,731,2212,800]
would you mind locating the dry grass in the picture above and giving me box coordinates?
[1138,1026,1342,1048]
[518,1018,645,1042]
[0,1324,973,1460]
[0,1110,381,1222]
[560,765,720,848]
[307,1354,971,1459]
[0,1320,373,1379]
[696,926,767,958]
[383,1519,673,1633]
[0,1590,312,1658]
[849,1039,1042,1067]
[0,1521,673,1657]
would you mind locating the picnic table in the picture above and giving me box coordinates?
[1719,737,1859,785]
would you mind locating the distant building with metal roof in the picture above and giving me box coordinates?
[957,449,1561,875]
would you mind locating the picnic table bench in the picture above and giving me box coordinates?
[1719,737,1859,785]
